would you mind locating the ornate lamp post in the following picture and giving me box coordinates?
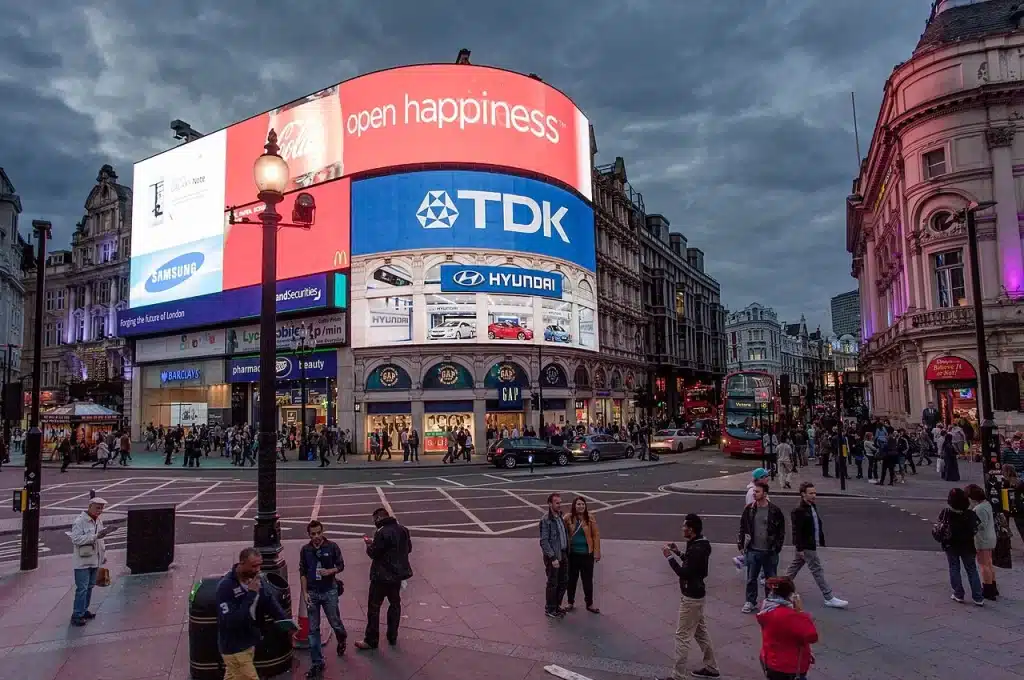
[292,324,317,459]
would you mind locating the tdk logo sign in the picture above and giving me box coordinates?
[146,252,205,293]
[452,270,484,287]
[417,189,571,243]
[440,264,563,300]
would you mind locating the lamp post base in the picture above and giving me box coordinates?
[254,514,288,580]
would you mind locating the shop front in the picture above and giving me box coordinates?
[574,398,590,426]
[227,349,338,431]
[925,355,978,427]
[140,359,231,428]
[424,401,475,453]
[365,403,412,451]
[484,361,529,435]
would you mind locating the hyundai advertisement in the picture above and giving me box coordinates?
[350,170,596,271]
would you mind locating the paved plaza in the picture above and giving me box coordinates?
[0,537,1021,680]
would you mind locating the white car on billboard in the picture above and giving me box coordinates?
[428,320,476,341]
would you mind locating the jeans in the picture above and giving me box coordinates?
[364,581,402,646]
[544,551,569,612]
[947,551,983,603]
[879,457,898,484]
[745,550,778,605]
[308,588,347,666]
[786,549,833,600]
[566,552,595,607]
[72,567,98,619]
[867,457,878,480]
[673,595,718,677]
[807,440,815,459]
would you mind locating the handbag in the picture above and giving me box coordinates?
[96,567,111,587]
[931,508,952,544]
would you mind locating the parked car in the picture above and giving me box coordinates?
[568,434,635,462]
[487,321,534,341]
[543,324,571,343]
[650,429,699,454]
[428,320,477,340]
[688,419,719,446]
[487,437,570,468]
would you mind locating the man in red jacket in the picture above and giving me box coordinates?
[756,577,818,680]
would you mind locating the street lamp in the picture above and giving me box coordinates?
[227,130,314,577]
[940,201,1000,489]
[291,325,317,460]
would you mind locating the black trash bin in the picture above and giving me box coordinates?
[254,572,294,678]
[126,506,175,574]
[188,578,223,680]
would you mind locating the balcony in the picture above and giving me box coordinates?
[863,301,1024,356]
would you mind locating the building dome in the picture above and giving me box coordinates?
[839,333,856,344]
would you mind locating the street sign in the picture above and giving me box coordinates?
[754,388,770,404]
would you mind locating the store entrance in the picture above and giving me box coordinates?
[935,383,978,428]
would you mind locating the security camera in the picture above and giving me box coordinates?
[292,192,316,226]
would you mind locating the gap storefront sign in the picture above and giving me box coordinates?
[351,170,596,271]
[439,264,562,299]
[117,273,347,337]
[227,350,338,383]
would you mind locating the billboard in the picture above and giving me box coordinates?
[351,170,595,271]
[129,64,590,311]
[439,264,562,299]
[227,350,338,383]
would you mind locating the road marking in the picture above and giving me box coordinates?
[189,521,226,527]
[311,485,324,520]
[435,477,465,487]
[175,481,223,510]
[386,481,395,486]
[501,488,546,512]
[483,473,509,483]
[593,493,669,513]
[44,477,131,509]
[234,495,258,519]
[544,664,594,680]
[436,488,493,533]
[614,512,740,518]
[106,480,178,509]
[375,486,394,516]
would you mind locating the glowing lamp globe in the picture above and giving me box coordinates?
[254,152,289,194]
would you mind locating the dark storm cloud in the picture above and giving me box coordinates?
[0,0,936,329]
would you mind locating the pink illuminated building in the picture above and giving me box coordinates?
[848,0,1024,428]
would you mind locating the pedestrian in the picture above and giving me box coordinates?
[965,484,998,600]
[299,520,347,678]
[563,497,601,613]
[216,548,293,680]
[656,513,720,680]
[318,433,331,468]
[408,428,419,462]
[756,576,818,680]
[777,436,795,489]
[118,430,131,466]
[163,434,175,466]
[59,437,73,473]
[69,498,115,626]
[1002,464,1024,541]
[91,440,110,470]
[786,482,848,609]
[539,492,569,618]
[940,433,961,481]
[933,487,984,605]
[863,431,877,481]
[355,508,413,650]
[732,468,770,571]
[876,433,899,486]
[738,480,786,613]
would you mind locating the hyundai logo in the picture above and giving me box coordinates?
[145,251,205,293]
[452,270,484,287]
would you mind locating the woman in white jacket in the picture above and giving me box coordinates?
[69,498,115,626]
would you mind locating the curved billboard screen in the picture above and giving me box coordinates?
[129,64,591,311]
[351,170,595,271]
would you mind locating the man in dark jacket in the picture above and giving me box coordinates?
[355,508,413,650]
[215,547,291,680]
[299,520,347,678]
[786,483,849,609]
[658,514,720,680]
[738,481,786,613]
[539,492,569,618]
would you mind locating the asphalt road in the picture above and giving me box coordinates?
[0,457,946,564]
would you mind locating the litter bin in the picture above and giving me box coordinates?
[188,578,223,680]
[126,506,175,574]
[254,572,294,677]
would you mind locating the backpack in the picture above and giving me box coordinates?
[931,508,952,544]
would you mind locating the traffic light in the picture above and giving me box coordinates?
[530,392,540,410]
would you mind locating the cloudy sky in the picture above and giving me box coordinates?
[1,0,938,331]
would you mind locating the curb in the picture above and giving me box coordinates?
[35,460,494,472]
[664,484,869,498]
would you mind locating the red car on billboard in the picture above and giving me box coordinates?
[487,321,534,341]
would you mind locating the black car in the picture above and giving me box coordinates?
[487,437,570,469]
[689,419,720,446]
[567,435,635,462]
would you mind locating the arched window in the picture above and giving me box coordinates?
[611,370,623,390]
[593,367,607,389]
[574,365,590,388]
[577,279,595,302]
[424,261,466,285]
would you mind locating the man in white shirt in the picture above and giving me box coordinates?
[69,498,116,626]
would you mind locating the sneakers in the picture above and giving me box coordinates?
[69,617,86,627]
[741,602,755,614]
[731,556,744,571]
[824,597,848,609]
[354,640,377,650]
[81,611,96,620]
[691,670,721,678]
[951,593,965,603]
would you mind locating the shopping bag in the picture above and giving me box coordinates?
[96,567,112,587]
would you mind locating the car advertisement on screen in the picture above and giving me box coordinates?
[351,170,596,271]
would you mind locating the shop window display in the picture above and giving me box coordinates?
[578,306,596,348]
[365,413,412,450]
[426,293,477,341]
[541,299,572,345]
[486,412,523,435]
[486,295,534,342]
[423,413,474,454]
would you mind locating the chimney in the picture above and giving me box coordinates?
[456,49,471,64]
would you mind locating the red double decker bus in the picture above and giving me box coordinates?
[720,371,778,457]
[684,383,717,421]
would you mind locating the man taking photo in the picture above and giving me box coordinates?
[298,520,347,678]
[355,508,413,651]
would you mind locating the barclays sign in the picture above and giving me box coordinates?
[439,264,563,299]
[160,368,201,383]
[352,170,596,271]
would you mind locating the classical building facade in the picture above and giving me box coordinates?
[0,169,26,385]
[847,0,1024,428]
[21,165,132,414]
[830,289,861,338]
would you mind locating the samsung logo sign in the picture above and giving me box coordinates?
[161,368,201,383]
[146,252,205,293]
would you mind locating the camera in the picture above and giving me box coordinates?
[292,192,316,226]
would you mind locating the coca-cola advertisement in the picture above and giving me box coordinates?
[270,86,344,191]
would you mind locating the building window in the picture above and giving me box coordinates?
[930,210,953,233]
[92,316,106,339]
[748,349,765,361]
[55,321,64,345]
[74,286,85,308]
[934,249,966,308]
[44,323,54,348]
[923,149,947,179]
[45,291,56,311]
[76,317,85,342]
[101,241,115,263]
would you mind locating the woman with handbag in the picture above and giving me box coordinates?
[934,487,983,605]
[965,484,998,600]
[562,497,601,613]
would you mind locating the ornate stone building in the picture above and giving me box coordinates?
[847,0,1024,427]
[21,165,132,414]
[0,169,26,384]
